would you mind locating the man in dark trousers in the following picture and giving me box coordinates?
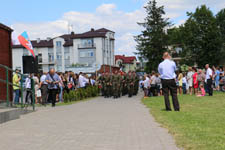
[205,64,213,96]
[46,69,61,107]
[158,52,180,111]
[40,72,48,106]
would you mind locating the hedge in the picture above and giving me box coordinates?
[63,85,99,103]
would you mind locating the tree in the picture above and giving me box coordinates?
[216,8,225,39]
[180,5,223,67]
[167,27,183,45]
[135,0,171,73]
[216,8,225,63]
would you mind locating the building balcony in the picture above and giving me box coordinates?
[78,43,96,49]
[38,59,56,65]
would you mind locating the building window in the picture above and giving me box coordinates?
[38,53,42,63]
[65,53,70,60]
[38,64,43,72]
[81,39,93,46]
[65,60,70,67]
[80,51,94,58]
[48,53,54,62]
[56,41,61,47]
[64,48,70,60]
[64,48,70,53]
[57,54,62,60]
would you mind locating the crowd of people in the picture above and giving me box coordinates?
[176,65,225,96]
[140,65,225,99]
[12,68,140,107]
[13,69,97,107]
[12,56,225,109]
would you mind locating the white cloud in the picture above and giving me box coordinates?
[96,4,117,15]
[12,3,145,57]
[11,1,225,58]
[116,33,137,56]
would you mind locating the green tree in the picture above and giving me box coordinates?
[135,0,171,73]
[167,27,183,45]
[180,5,223,67]
[216,8,225,63]
[216,8,225,39]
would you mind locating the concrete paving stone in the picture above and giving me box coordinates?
[0,92,179,150]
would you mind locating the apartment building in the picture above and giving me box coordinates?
[12,28,115,73]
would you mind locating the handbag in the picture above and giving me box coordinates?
[68,83,73,89]
[37,89,42,97]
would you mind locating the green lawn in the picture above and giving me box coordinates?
[142,92,225,150]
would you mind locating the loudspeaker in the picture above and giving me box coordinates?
[22,56,38,74]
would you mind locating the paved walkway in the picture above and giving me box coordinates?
[0,93,179,150]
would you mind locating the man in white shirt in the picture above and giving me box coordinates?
[78,72,89,88]
[158,52,180,111]
[205,64,213,96]
[143,74,150,97]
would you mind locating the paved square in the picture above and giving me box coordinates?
[0,93,179,150]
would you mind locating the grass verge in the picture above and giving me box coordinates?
[142,92,225,150]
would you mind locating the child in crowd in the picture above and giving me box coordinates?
[197,84,206,97]
[182,73,187,94]
[139,77,144,92]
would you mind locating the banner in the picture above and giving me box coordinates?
[18,31,35,58]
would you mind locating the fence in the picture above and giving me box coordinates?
[0,64,35,111]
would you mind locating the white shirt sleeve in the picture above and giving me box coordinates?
[83,77,89,83]
[209,69,212,76]
[173,62,177,72]
[158,63,162,75]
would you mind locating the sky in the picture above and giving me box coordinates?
[1,0,225,56]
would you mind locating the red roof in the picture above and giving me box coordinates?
[115,55,137,64]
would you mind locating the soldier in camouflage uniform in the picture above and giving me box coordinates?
[133,71,139,95]
[104,72,112,98]
[98,73,105,96]
[126,71,135,97]
[121,72,127,96]
[112,71,122,98]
